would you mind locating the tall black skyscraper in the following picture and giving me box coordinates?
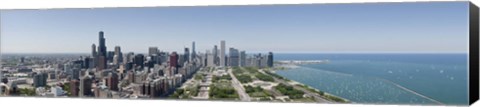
[184,47,190,62]
[98,31,107,57]
[97,31,107,71]
[107,51,115,61]
[133,54,145,69]
[83,57,92,69]
[267,52,274,67]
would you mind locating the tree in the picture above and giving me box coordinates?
[18,88,36,96]
[63,83,71,96]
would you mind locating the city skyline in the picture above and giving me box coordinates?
[0,2,473,105]
[0,30,278,100]
[0,2,469,53]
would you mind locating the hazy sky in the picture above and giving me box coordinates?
[0,2,469,54]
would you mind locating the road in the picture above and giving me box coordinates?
[192,67,210,100]
[227,68,251,101]
[258,69,333,103]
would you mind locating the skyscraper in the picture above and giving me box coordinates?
[83,57,92,69]
[64,63,72,75]
[70,80,80,97]
[191,42,196,61]
[97,31,107,71]
[169,52,178,68]
[92,44,97,57]
[133,54,145,69]
[206,50,215,67]
[148,47,159,56]
[220,40,226,67]
[98,31,107,56]
[72,69,80,80]
[267,52,274,67]
[114,46,123,65]
[229,48,239,67]
[125,52,135,64]
[107,72,119,91]
[113,55,119,65]
[92,44,97,67]
[80,75,92,97]
[213,45,218,65]
[107,51,115,61]
[33,72,47,87]
[97,56,107,71]
[184,48,190,62]
[240,51,246,67]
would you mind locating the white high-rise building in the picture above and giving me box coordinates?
[206,50,215,67]
[220,40,226,67]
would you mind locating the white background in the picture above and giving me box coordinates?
[0,0,479,107]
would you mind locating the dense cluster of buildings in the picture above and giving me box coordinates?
[203,40,274,68]
[60,31,205,98]
[0,31,274,98]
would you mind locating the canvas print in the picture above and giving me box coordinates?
[0,1,473,106]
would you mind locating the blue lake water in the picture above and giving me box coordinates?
[274,53,468,105]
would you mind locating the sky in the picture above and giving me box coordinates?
[0,1,470,54]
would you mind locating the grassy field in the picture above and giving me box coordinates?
[209,71,239,100]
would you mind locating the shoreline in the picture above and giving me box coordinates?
[267,66,350,103]
[285,79,350,102]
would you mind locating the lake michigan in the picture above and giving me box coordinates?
[274,53,468,105]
